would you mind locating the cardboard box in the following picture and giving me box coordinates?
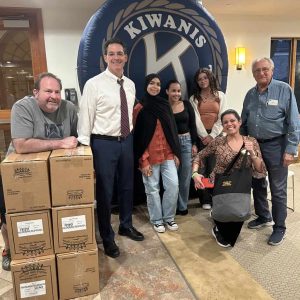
[52,204,96,254]
[11,255,58,300]
[56,249,99,300]
[7,210,53,260]
[1,151,51,213]
[49,146,94,206]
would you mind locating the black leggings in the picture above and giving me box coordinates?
[214,220,244,247]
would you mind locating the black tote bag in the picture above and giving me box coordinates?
[212,148,252,222]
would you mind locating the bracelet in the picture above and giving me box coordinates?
[191,171,199,179]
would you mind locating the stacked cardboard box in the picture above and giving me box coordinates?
[49,146,99,299]
[1,151,58,299]
[11,255,57,300]
[1,146,99,299]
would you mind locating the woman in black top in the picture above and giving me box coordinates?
[166,80,198,215]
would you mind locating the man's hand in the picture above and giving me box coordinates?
[59,136,78,149]
[13,136,78,154]
[283,153,295,167]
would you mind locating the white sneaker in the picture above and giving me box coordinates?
[153,223,165,233]
[166,221,179,231]
[202,204,212,210]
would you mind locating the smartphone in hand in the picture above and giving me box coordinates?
[202,177,214,188]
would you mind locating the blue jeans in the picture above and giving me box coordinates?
[142,160,179,225]
[177,134,192,211]
[253,136,287,231]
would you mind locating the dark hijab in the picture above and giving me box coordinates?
[134,74,181,164]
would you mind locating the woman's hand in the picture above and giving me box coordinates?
[193,173,205,190]
[243,140,255,155]
[141,165,152,177]
[192,145,198,156]
[174,155,180,168]
[201,135,213,146]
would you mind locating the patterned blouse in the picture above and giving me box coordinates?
[193,135,267,180]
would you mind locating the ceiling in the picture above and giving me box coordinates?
[1,0,300,18]
[203,0,300,17]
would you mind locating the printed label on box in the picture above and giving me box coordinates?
[20,279,46,298]
[14,167,32,179]
[66,190,84,201]
[17,219,44,237]
[61,215,86,232]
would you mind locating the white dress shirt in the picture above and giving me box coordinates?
[77,68,136,145]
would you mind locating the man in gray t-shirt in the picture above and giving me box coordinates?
[1,72,78,271]
[8,74,78,154]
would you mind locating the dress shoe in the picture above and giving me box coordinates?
[103,241,120,258]
[118,226,144,241]
[176,209,188,216]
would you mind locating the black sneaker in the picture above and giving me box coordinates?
[248,217,274,229]
[268,230,286,246]
[211,226,231,248]
[2,249,11,271]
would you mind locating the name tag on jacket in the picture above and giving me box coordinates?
[267,99,278,106]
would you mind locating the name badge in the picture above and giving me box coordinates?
[267,99,278,106]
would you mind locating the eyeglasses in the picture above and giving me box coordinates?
[253,67,271,74]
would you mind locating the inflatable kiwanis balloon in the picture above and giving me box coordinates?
[77,0,228,100]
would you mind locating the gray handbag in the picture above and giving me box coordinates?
[212,146,252,222]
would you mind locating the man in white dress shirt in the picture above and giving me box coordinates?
[77,38,144,258]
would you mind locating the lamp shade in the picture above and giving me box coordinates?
[235,47,245,70]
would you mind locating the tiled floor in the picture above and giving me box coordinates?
[1,163,300,299]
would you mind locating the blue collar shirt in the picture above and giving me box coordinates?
[241,78,300,155]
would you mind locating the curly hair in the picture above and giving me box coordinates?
[191,68,220,103]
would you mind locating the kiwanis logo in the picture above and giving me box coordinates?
[78,0,228,99]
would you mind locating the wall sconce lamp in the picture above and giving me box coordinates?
[235,47,246,70]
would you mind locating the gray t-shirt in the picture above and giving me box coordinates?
[7,96,78,154]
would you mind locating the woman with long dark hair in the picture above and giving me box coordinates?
[189,68,227,210]
[166,79,198,215]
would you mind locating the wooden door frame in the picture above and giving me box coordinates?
[0,7,47,79]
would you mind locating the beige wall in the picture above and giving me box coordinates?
[1,1,300,111]
[214,14,300,113]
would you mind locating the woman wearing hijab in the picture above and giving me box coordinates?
[133,74,181,233]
